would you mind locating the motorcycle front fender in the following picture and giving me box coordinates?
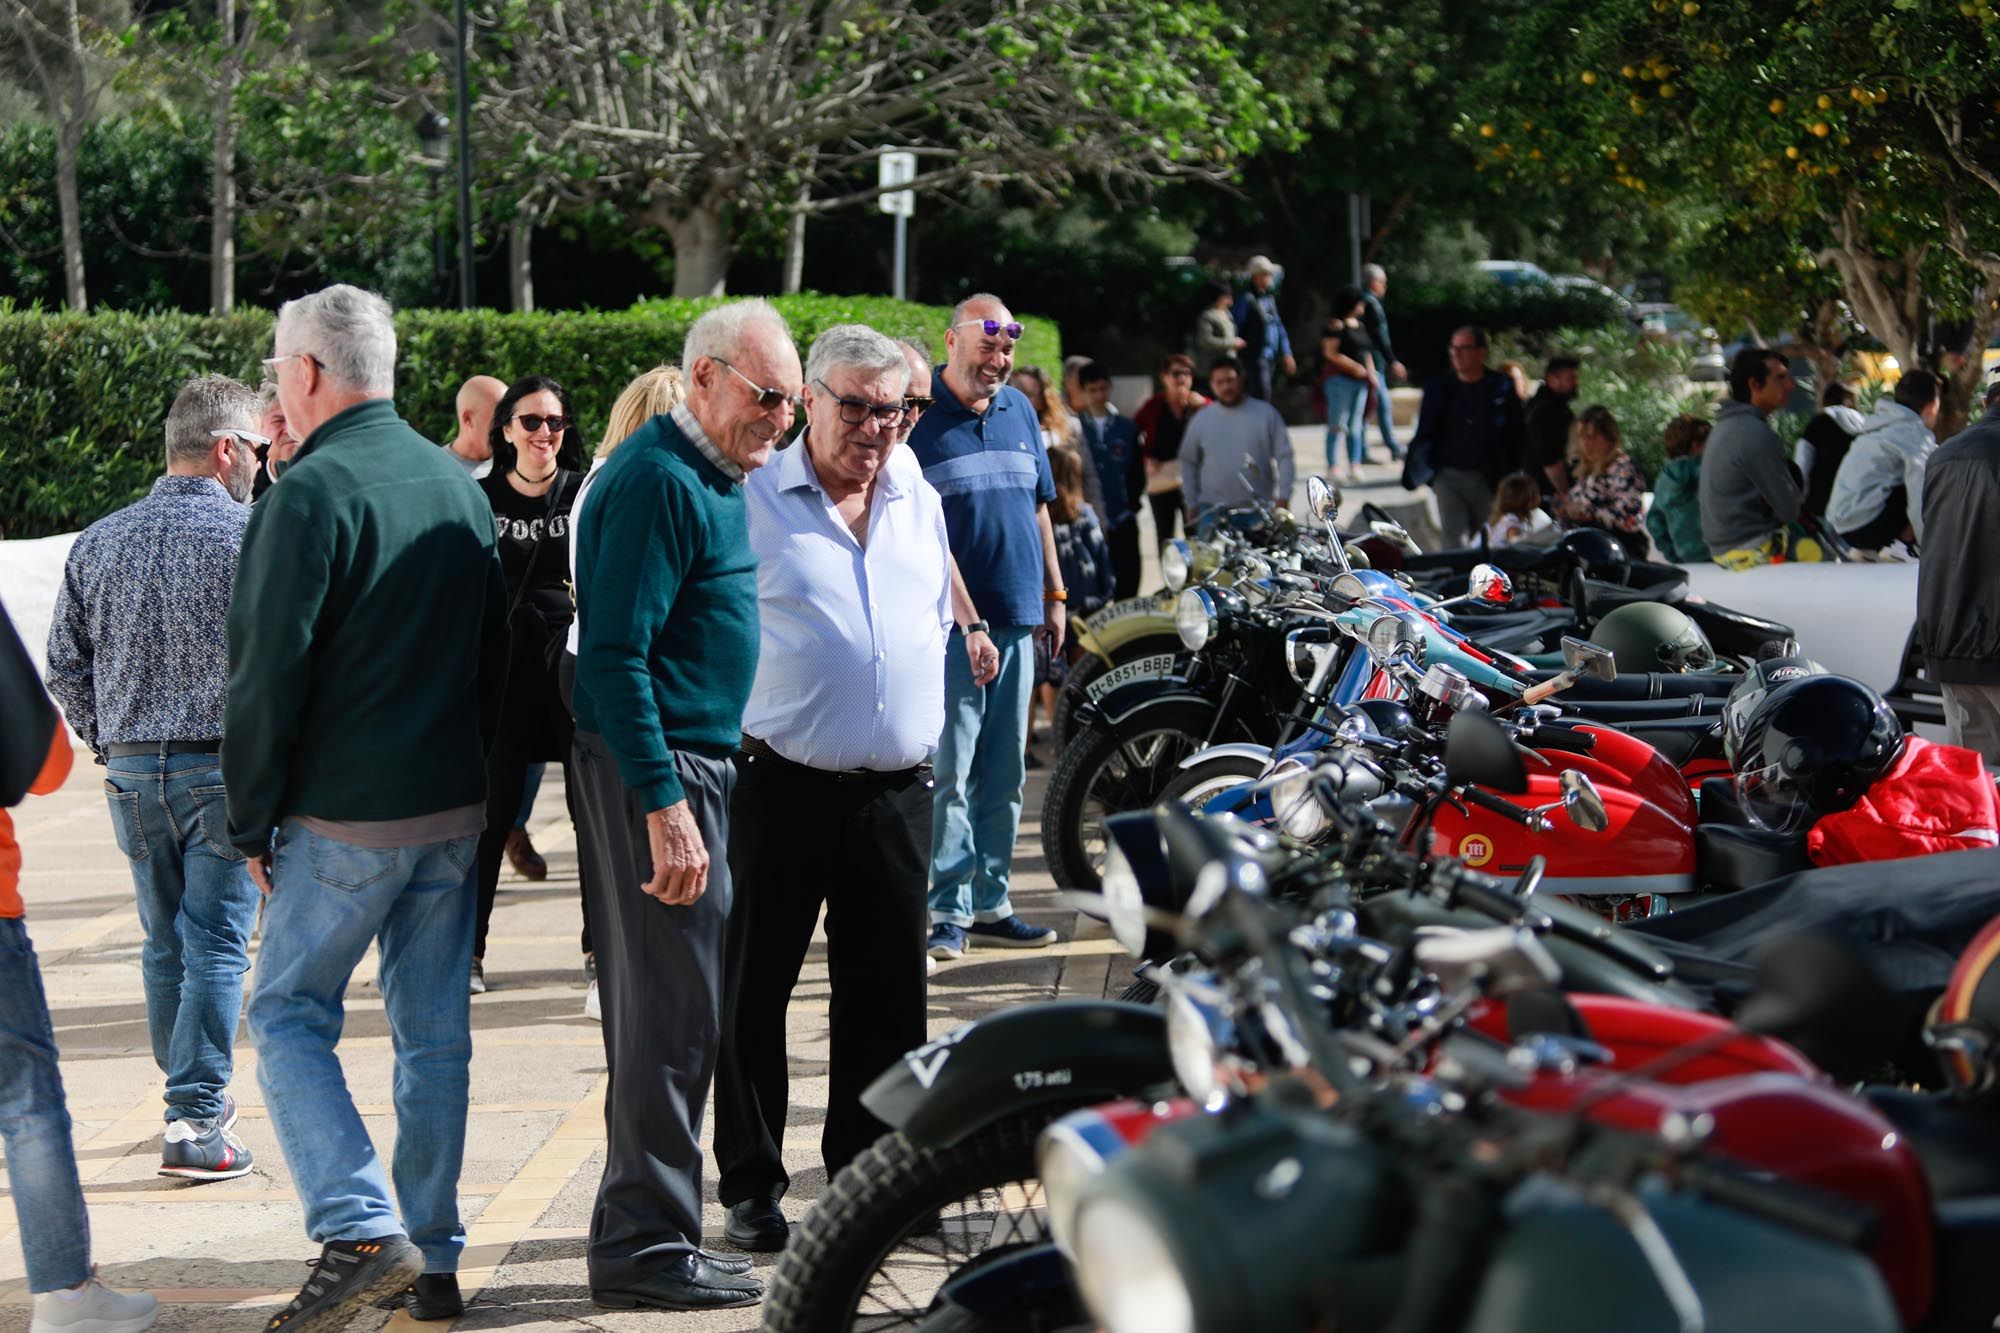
[1073,596,1176,664]
[1094,682,1215,735]
[861,1001,1172,1151]
[925,1243,1088,1329]
[1176,742,1274,772]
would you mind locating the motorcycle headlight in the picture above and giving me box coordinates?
[1102,840,1147,957]
[1166,983,1231,1107]
[1175,588,1217,652]
[1040,1116,1112,1259]
[1269,761,1329,842]
[1162,539,1192,592]
[1073,1196,1196,1333]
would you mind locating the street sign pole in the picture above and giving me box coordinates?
[880,151,916,301]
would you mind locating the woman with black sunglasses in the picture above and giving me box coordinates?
[471,374,592,995]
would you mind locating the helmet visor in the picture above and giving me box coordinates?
[1734,759,1812,835]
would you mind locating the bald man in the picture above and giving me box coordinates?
[445,375,506,478]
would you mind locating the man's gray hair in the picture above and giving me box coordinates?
[683,298,794,371]
[950,292,1009,326]
[165,373,262,466]
[1362,263,1387,284]
[257,380,281,414]
[805,324,910,393]
[275,284,396,394]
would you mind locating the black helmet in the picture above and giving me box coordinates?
[1340,698,1416,742]
[1722,655,1828,770]
[1591,601,1718,674]
[1733,676,1903,834]
[1557,527,1630,582]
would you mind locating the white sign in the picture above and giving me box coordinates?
[879,151,916,217]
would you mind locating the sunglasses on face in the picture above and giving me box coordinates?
[953,318,1024,341]
[512,413,572,434]
[816,379,907,427]
[903,395,934,417]
[714,358,802,412]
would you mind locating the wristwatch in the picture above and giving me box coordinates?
[1045,589,1069,603]
[964,619,991,636]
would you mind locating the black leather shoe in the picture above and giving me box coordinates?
[406,1274,464,1320]
[592,1254,764,1311]
[698,1248,754,1276]
[724,1198,790,1252]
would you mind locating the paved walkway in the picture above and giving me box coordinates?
[0,424,1410,1332]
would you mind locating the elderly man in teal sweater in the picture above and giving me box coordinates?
[570,298,801,1314]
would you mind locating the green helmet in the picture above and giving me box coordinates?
[1590,601,1717,674]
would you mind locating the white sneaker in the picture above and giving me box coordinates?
[31,1273,157,1332]
[583,978,602,1022]
[926,954,938,977]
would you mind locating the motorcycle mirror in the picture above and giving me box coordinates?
[1466,562,1513,605]
[1558,770,1610,833]
[1366,611,1426,664]
[1445,709,1530,794]
[1305,474,1341,523]
[1558,637,1618,681]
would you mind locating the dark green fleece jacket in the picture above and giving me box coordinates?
[222,398,509,854]
[571,414,759,810]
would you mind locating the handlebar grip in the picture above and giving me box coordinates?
[1684,1161,1878,1253]
[1462,784,1539,827]
[1520,675,1567,706]
[1450,875,1529,925]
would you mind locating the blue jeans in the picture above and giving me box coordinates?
[515,763,545,829]
[0,917,92,1292]
[104,752,259,1124]
[929,625,1035,927]
[248,819,478,1273]
[1370,362,1400,456]
[1322,377,1370,468]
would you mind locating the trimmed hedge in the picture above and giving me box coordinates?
[0,295,1060,539]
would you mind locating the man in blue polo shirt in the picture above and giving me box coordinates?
[910,293,1067,960]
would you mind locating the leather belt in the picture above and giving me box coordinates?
[739,734,931,786]
[104,740,223,758]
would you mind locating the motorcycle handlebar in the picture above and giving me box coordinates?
[1679,1160,1879,1254]
[1459,784,1546,830]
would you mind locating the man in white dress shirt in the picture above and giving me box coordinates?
[713,324,985,1250]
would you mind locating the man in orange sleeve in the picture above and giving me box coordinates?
[1,602,157,1332]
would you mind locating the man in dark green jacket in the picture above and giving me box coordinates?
[569,297,800,1313]
[224,284,509,1330]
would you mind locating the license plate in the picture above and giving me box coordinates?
[1087,653,1178,700]
[1082,594,1169,632]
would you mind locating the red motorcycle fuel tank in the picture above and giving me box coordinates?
[1544,723,1698,825]
[1429,769,1695,883]
[1466,995,1819,1083]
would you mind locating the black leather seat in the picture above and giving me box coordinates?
[1527,670,1739,702]
[1866,1089,2000,1201]
[1561,696,1727,723]
[1696,824,1812,890]
[1618,718,1724,767]
[1698,777,1750,827]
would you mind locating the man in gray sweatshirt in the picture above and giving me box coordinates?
[1181,357,1295,517]
[1700,347,1804,566]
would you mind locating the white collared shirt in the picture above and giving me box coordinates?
[741,433,953,771]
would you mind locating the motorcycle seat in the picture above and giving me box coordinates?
[1698,777,1751,827]
[1616,718,1724,768]
[1865,1089,2000,1201]
[1696,824,1812,891]
[1559,697,1727,722]
[1526,670,1738,702]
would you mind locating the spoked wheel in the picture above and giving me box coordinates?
[1157,752,1268,812]
[761,1116,1066,1332]
[1041,702,1220,891]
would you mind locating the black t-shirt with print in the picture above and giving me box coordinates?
[480,468,580,630]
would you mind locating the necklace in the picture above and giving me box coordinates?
[515,462,558,485]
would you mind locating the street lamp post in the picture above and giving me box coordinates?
[415,111,449,306]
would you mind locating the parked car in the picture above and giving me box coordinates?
[1474,259,1554,287]
[1553,273,1636,321]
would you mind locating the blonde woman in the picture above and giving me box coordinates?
[1557,404,1649,556]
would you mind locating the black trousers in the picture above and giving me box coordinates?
[572,732,735,1288]
[714,748,932,1204]
[1839,484,1910,551]
[472,732,595,960]
[1148,488,1186,553]
[1107,516,1142,601]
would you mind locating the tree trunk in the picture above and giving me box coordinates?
[209,0,237,316]
[55,115,86,311]
[657,200,733,298]
[508,216,534,312]
[1938,299,2000,440]
[782,197,807,295]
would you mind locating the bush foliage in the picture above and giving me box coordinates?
[0,295,1058,538]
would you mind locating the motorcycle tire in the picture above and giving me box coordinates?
[1049,656,1111,754]
[1041,701,1231,893]
[1119,975,1161,1004]
[1157,752,1269,811]
[761,1113,1075,1333]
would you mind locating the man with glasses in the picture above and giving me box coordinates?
[714,323,966,1250]
[569,298,799,1312]
[1701,346,1814,568]
[250,379,301,501]
[1402,325,1526,548]
[45,374,263,1188]
[909,294,1065,963]
[224,285,511,1328]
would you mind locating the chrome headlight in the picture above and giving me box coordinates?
[1040,1115,1113,1259]
[1102,840,1147,957]
[1073,1196,1197,1333]
[1269,761,1329,842]
[1165,983,1231,1107]
[1175,588,1217,652]
[1162,539,1192,592]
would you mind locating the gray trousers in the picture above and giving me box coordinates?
[1433,467,1495,550]
[1943,683,2000,769]
[571,731,734,1289]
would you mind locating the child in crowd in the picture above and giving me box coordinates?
[1484,472,1553,547]
[1026,445,1115,766]
[1645,414,1711,564]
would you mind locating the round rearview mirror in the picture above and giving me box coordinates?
[1306,474,1341,523]
[1467,563,1514,605]
[1560,770,1610,833]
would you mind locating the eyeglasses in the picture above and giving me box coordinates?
[212,427,273,452]
[1164,369,1194,381]
[952,318,1024,342]
[713,358,802,412]
[902,395,934,417]
[815,380,907,427]
[512,413,572,433]
[260,352,317,374]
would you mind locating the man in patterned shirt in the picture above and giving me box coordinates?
[45,373,264,1183]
